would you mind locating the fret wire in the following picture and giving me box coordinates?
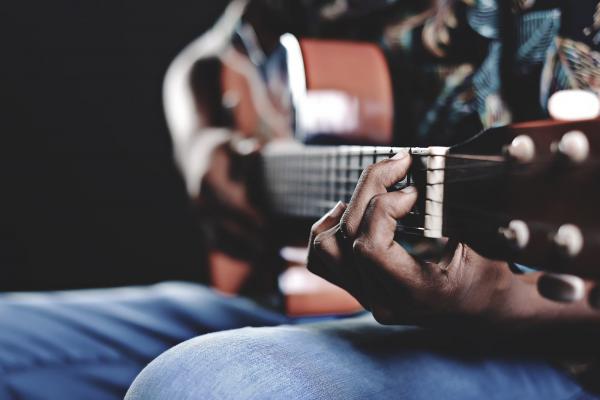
[345,151,351,203]
[359,150,364,198]
[264,145,417,218]
[269,177,361,189]
[337,151,343,201]
[329,150,335,206]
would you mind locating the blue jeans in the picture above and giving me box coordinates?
[127,318,598,400]
[0,282,596,399]
[0,282,288,399]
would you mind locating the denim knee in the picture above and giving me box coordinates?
[125,325,341,400]
[126,320,593,400]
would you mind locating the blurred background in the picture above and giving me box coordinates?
[1,1,228,291]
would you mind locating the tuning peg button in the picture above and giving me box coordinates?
[553,130,590,163]
[553,224,584,258]
[538,273,585,303]
[500,220,530,250]
[507,135,535,163]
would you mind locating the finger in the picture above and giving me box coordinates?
[340,151,411,240]
[359,187,418,245]
[353,187,420,278]
[309,225,344,282]
[350,187,420,313]
[307,202,346,283]
[311,225,370,307]
[309,201,347,242]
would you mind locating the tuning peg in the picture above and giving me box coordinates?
[506,135,535,163]
[537,273,585,303]
[552,224,584,258]
[499,220,530,249]
[552,130,590,163]
[548,90,600,121]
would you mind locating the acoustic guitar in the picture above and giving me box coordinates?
[209,23,600,313]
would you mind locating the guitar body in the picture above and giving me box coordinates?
[212,34,394,316]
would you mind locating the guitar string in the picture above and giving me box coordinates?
[266,201,599,243]
[263,152,599,225]
[264,161,600,194]
[267,186,596,237]
[264,159,600,176]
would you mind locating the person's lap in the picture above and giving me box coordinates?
[127,315,598,400]
[0,282,288,400]
[0,282,597,400]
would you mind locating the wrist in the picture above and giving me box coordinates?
[483,270,530,328]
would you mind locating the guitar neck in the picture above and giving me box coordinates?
[261,142,446,237]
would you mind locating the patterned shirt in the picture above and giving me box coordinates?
[263,0,600,145]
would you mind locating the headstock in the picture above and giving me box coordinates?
[444,118,600,279]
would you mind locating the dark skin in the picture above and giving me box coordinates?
[307,151,600,330]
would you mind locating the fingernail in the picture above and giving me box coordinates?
[400,185,417,194]
[392,151,409,160]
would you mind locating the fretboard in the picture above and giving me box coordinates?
[261,142,436,219]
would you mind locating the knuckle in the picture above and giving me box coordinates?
[360,159,397,186]
[366,161,383,176]
[338,219,354,240]
[313,232,333,253]
[360,163,381,183]
[309,221,321,237]
[362,163,377,177]
[352,237,374,257]
[379,159,399,183]
[368,194,387,213]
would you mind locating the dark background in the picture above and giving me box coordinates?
[1,1,227,290]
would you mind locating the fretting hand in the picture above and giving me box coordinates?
[307,152,600,328]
